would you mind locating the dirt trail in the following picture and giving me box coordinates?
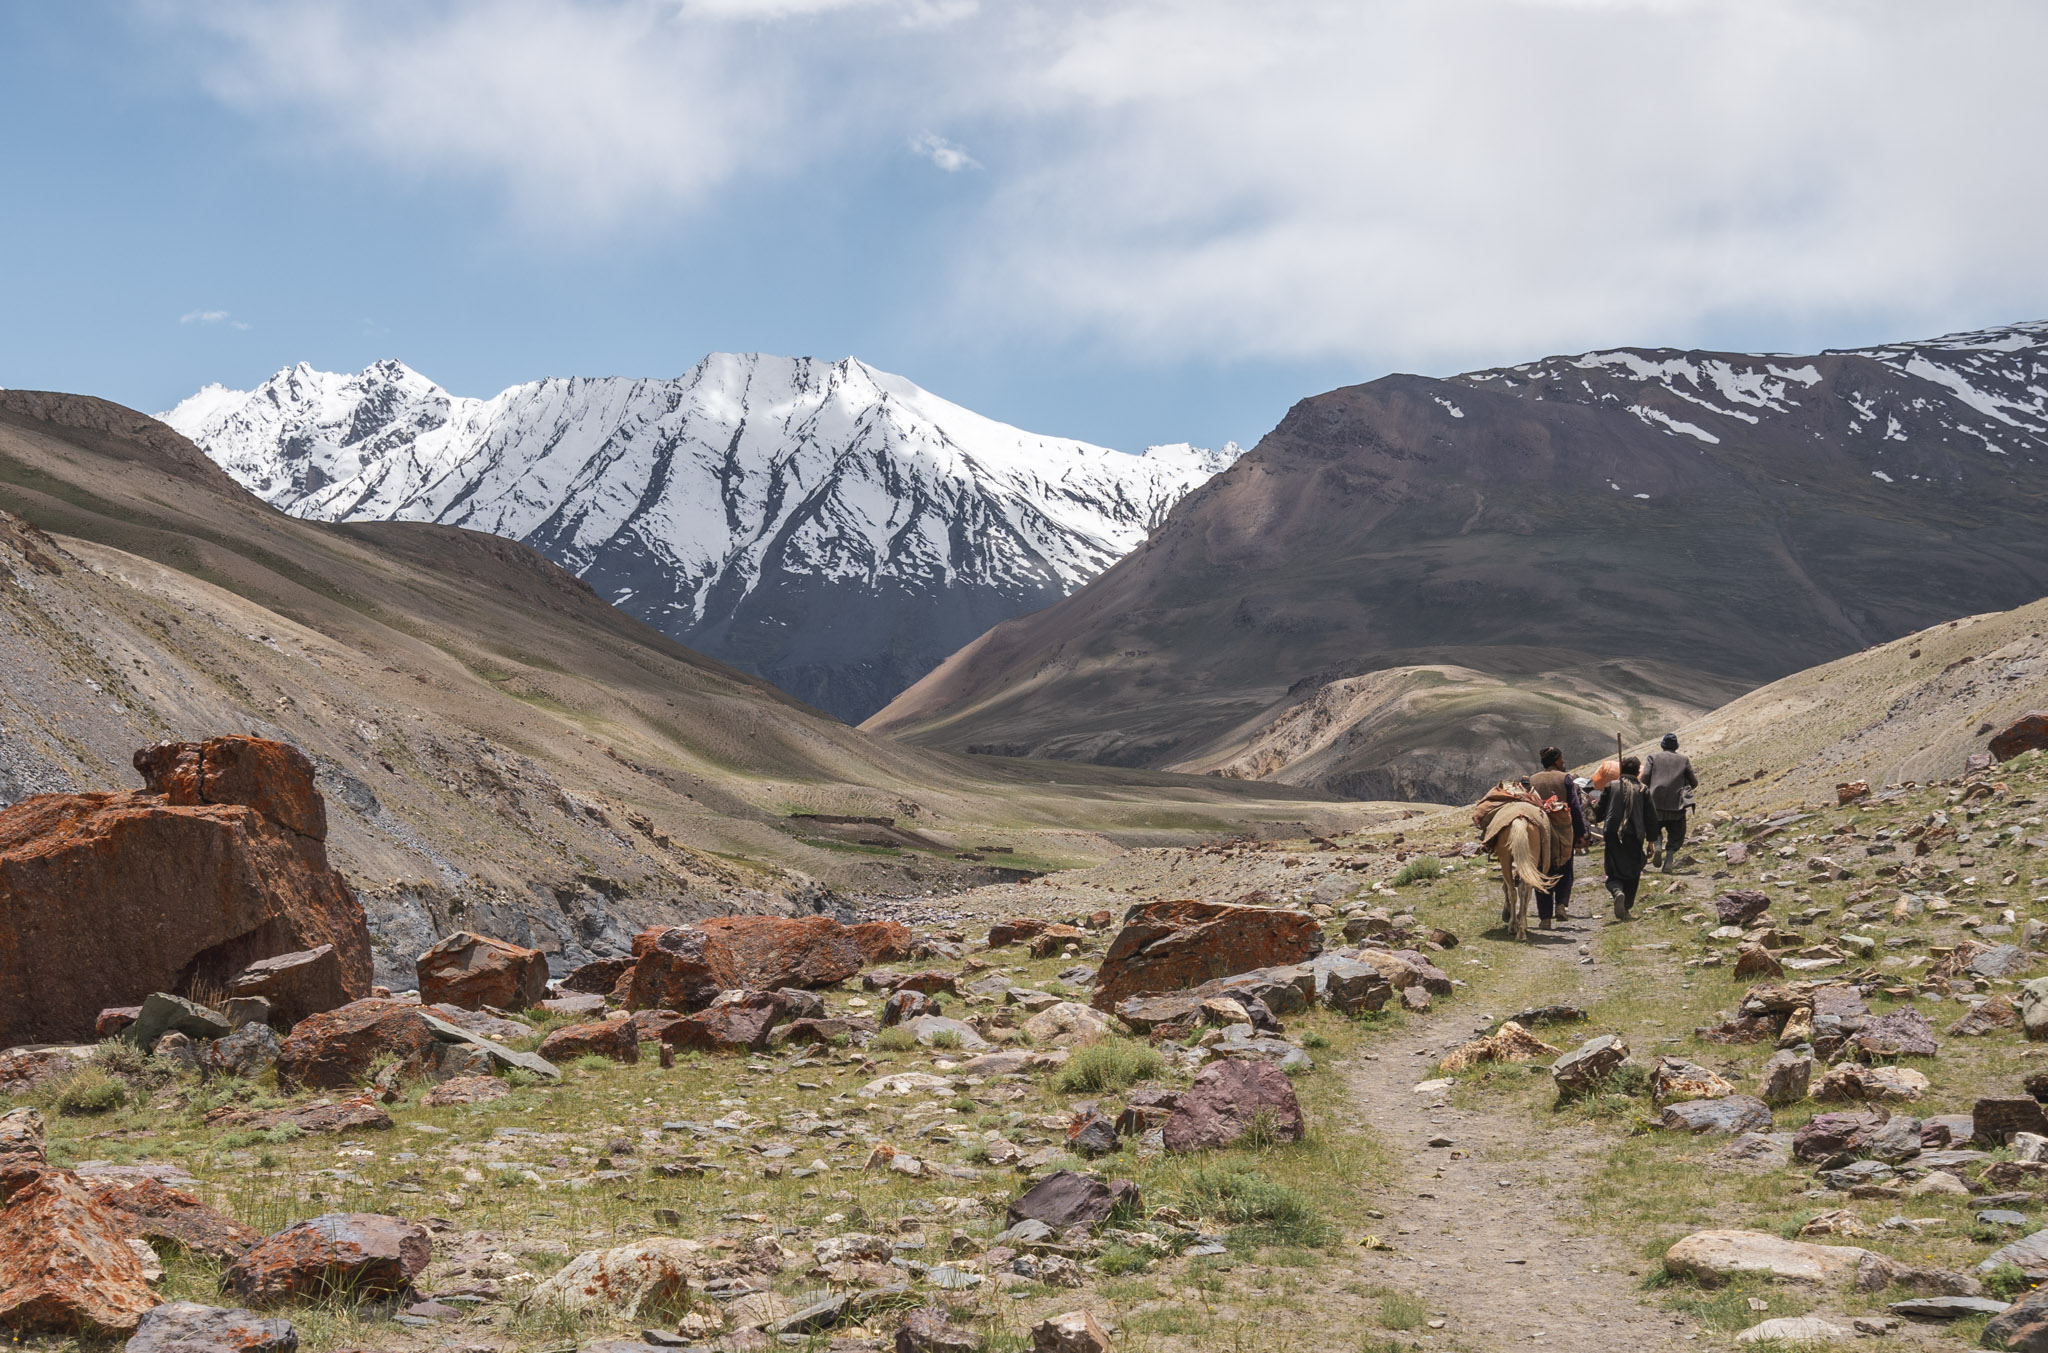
[1343,907,1704,1351]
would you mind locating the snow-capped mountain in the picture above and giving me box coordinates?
[163,356,1238,721]
[1455,319,2048,460]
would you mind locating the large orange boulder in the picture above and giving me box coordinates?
[0,1162,160,1335]
[415,932,550,1010]
[849,920,915,964]
[224,1213,429,1308]
[1089,900,1323,1011]
[1992,711,2048,762]
[0,738,372,1045]
[274,999,473,1092]
[624,917,865,1012]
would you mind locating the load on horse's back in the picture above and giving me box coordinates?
[1472,781,1562,941]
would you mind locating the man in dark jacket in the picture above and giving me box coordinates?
[1602,756,1655,919]
[1641,732,1698,873]
[1528,746,1586,929]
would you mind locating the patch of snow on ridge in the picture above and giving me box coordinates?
[1630,405,1719,444]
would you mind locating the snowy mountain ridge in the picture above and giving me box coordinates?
[1456,320,2048,455]
[164,355,1238,721]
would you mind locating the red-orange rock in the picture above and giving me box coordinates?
[273,999,464,1092]
[0,738,371,1045]
[0,1051,77,1098]
[661,995,787,1054]
[561,956,632,995]
[1992,711,2048,762]
[1028,925,1087,959]
[415,932,549,1011]
[223,1213,428,1307]
[80,1177,261,1264]
[624,917,865,1012]
[95,1007,141,1039]
[849,921,915,964]
[135,737,326,840]
[537,1019,640,1064]
[1090,900,1322,1011]
[986,918,1049,948]
[0,1163,159,1335]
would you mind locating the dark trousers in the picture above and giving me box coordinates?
[1535,856,1573,920]
[1604,840,1646,913]
[1652,812,1687,861]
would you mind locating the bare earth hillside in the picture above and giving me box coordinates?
[0,392,1391,986]
[868,322,2048,804]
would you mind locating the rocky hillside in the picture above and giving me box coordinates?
[0,391,1378,988]
[164,358,1235,722]
[867,321,2048,804]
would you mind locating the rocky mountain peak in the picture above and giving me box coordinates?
[164,357,1236,722]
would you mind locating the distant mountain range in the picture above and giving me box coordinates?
[165,357,1236,722]
[866,321,2048,804]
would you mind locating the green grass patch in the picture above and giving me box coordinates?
[1391,855,1442,886]
[1177,1166,1333,1247]
[1056,1038,1165,1094]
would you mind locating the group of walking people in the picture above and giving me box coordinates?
[1522,733,1697,928]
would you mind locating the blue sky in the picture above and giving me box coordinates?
[4,1,2046,454]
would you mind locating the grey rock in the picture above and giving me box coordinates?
[2020,977,2048,1041]
[994,1218,1055,1248]
[201,1023,283,1080]
[1006,1170,1138,1230]
[1981,1210,2031,1229]
[1821,1158,1894,1189]
[769,1294,850,1336]
[1978,1228,2048,1279]
[903,1015,988,1050]
[1984,1288,2048,1351]
[1757,1049,1812,1106]
[1972,944,2030,979]
[124,1301,298,1353]
[418,1011,560,1079]
[1713,1132,1793,1169]
[1867,1115,1923,1164]
[221,997,272,1030]
[128,993,232,1051]
[1888,1295,2010,1319]
[1550,1034,1628,1094]
[1657,1096,1773,1136]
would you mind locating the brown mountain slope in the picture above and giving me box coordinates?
[0,392,1392,986]
[867,331,2048,803]
[1662,596,2048,816]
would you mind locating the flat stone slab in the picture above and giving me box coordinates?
[1889,1296,2011,1319]
[1734,1316,1850,1343]
[418,1012,560,1079]
[1665,1229,1875,1284]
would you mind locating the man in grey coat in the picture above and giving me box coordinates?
[1641,732,1697,873]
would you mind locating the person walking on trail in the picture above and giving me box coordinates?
[1528,746,1586,929]
[1602,755,1655,919]
[1641,732,1698,873]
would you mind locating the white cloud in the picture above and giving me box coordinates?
[180,308,251,330]
[159,0,2048,367]
[909,131,978,172]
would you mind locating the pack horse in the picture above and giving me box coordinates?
[1473,783,1562,941]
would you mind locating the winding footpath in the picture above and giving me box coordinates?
[1341,909,1703,1351]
